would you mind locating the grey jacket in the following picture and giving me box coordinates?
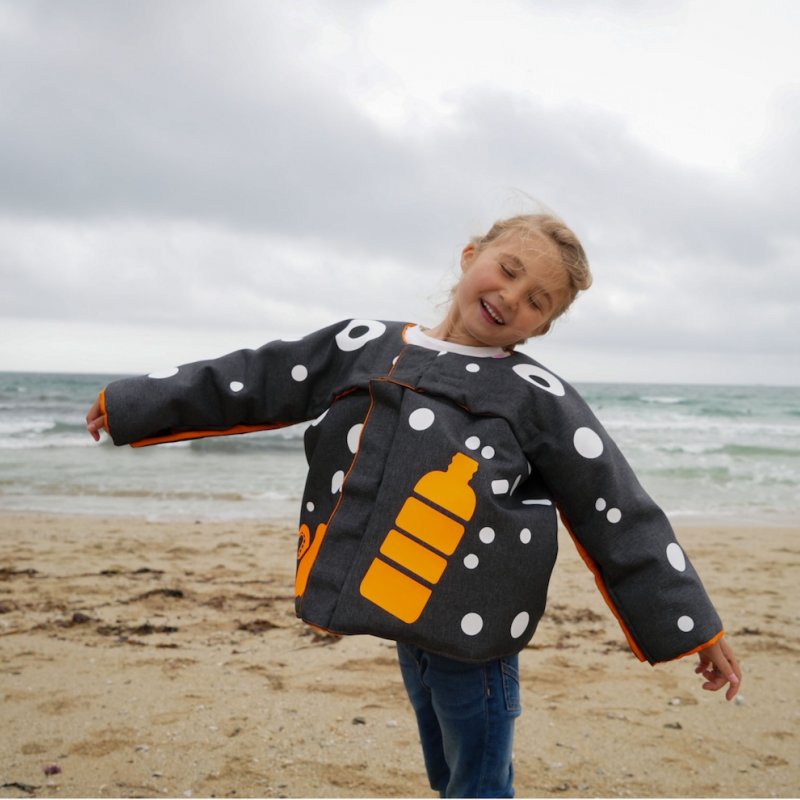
[102,318,723,663]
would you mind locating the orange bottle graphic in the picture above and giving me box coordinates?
[360,452,478,623]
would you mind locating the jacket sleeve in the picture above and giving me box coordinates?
[102,319,378,447]
[524,385,723,665]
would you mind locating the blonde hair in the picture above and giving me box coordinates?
[470,213,592,322]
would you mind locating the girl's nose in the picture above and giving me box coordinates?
[499,288,518,311]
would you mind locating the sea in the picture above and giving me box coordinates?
[1,371,798,526]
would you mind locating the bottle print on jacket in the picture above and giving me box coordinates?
[360,452,479,624]
[100,319,725,664]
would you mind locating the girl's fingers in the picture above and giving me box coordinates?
[86,396,106,441]
[86,415,106,441]
[697,640,741,701]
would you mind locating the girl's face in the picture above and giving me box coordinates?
[443,232,569,349]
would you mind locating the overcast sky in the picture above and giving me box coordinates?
[1,0,798,385]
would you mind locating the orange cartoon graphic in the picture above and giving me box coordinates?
[295,522,328,597]
[360,452,479,623]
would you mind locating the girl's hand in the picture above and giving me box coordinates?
[85,396,107,442]
[695,637,742,701]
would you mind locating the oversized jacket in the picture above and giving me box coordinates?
[100,318,724,664]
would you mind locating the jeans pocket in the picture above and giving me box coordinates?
[500,658,521,715]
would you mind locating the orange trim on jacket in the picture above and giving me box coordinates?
[99,389,110,437]
[672,629,726,662]
[130,423,286,448]
[560,511,725,664]
[560,510,647,662]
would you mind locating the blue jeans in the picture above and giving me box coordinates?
[397,642,521,798]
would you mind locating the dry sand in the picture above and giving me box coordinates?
[0,511,797,798]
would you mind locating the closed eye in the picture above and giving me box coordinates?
[529,290,553,313]
[500,263,515,277]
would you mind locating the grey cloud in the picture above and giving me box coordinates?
[0,0,453,260]
[0,0,797,378]
[3,0,796,269]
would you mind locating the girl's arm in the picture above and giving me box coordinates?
[87,319,394,447]
[523,380,736,677]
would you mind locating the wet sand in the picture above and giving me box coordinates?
[1,512,797,798]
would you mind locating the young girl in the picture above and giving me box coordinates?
[86,212,741,798]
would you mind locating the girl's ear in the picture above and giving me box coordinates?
[460,243,477,273]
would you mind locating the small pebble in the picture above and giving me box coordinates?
[734,695,745,706]
[669,697,682,706]
[352,716,366,725]
[42,765,61,776]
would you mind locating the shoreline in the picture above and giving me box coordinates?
[1,511,798,797]
[2,506,798,530]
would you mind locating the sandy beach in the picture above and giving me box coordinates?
[0,512,797,798]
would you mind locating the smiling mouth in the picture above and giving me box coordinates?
[481,299,505,325]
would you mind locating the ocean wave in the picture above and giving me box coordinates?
[649,465,734,482]
[655,442,800,459]
[0,418,56,435]
[188,435,305,453]
[640,395,687,405]
[18,483,250,502]
[713,443,800,459]
[0,433,97,450]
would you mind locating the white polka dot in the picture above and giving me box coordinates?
[409,408,435,431]
[347,423,364,454]
[574,427,604,459]
[335,319,387,351]
[148,367,178,379]
[520,528,532,544]
[606,508,622,524]
[306,501,315,512]
[229,381,244,393]
[595,497,607,511]
[463,554,479,569]
[331,470,344,494]
[465,436,480,450]
[491,479,509,495]
[392,355,399,366]
[291,364,308,382]
[510,611,530,639]
[465,363,480,373]
[666,543,687,571]
[677,615,695,632]
[479,527,495,544]
[461,613,483,636]
[481,446,495,459]
[510,475,522,495]
[511,364,566,396]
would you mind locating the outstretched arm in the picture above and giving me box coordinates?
[695,636,742,701]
